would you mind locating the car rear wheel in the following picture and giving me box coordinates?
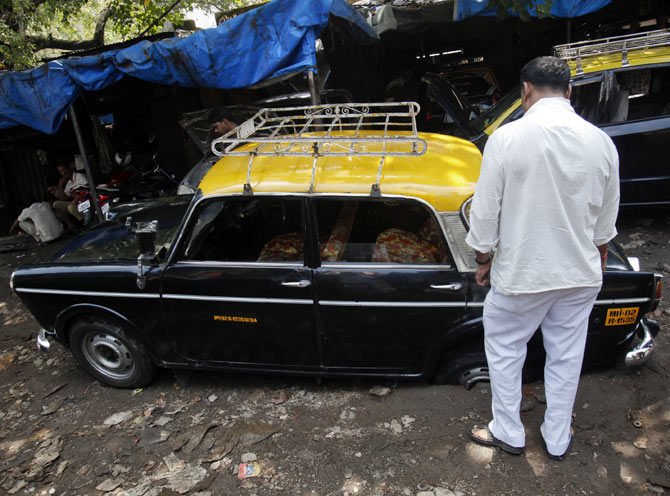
[432,349,490,390]
[69,317,155,388]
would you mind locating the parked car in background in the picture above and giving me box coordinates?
[177,89,355,195]
[11,103,662,388]
[475,29,670,207]
[442,65,501,113]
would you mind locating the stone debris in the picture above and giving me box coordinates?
[207,395,218,403]
[25,435,62,481]
[96,478,122,492]
[40,398,65,416]
[152,455,207,494]
[204,419,279,463]
[340,408,356,421]
[103,411,134,426]
[612,441,640,458]
[181,422,219,455]
[633,437,648,450]
[389,419,403,435]
[272,390,290,404]
[241,452,257,463]
[401,415,415,428]
[520,397,535,412]
[155,416,174,427]
[138,427,173,447]
[369,385,392,396]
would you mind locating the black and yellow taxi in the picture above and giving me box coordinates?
[11,103,662,388]
[477,28,670,206]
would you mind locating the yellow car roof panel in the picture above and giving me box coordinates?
[199,132,481,212]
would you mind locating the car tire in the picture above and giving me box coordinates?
[432,350,489,389]
[69,317,156,388]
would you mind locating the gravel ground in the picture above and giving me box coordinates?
[0,209,668,496]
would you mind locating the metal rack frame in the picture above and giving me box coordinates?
[553,29,670,74]
[210,102,427,195]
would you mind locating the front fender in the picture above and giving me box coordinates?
[54,304,158,362]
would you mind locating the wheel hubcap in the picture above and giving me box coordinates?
[81,332,135,380]
[458,366,490,390]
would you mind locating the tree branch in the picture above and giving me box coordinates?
[25,6,113,52]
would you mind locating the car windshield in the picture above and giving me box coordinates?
[470,85,521,134]
[54,196,191,262]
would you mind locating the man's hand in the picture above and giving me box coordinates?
[597,243,608,272]
[475,262,491,286]
[474,250,492,286]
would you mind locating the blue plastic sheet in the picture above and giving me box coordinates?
[0,0,376,134]
[456,0,612,21]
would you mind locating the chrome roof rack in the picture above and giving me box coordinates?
[210,102,426,195]
[553,29,670,75]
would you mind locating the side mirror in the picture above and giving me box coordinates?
[126,218,158,289]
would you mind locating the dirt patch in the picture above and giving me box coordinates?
[1,211,669,495]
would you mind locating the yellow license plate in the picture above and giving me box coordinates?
[605,307,639,326]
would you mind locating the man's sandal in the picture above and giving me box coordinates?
[468,424,524,455]
[543,428,574,461]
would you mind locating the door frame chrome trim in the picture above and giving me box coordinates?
[15,288,160,299]
[319,300,466,308]
[162,294,313,305]
[595,297,650,305]
[469,297,651,308]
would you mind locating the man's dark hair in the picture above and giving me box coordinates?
[208,106,234,124]
[519,56,570,93]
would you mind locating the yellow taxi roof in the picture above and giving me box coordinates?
[199,131,481,212]
[566,45,670,75]
[484,45,670,135]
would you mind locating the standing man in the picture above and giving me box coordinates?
[51,163,88,230]
[465,56,619,460]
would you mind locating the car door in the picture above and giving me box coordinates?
[160,195,320,368]
[312,197,467,371]
[599,65,670,206]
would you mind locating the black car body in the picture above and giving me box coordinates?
[11,103,663,388]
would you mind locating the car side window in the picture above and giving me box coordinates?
[179,197,304,263]
[570,77,603,124]
[314,198,451,265]
[610,66,670,123]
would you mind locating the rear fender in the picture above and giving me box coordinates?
[423,315,485,376]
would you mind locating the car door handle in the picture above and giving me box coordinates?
[430,283,463,291]
[281,280,311,288]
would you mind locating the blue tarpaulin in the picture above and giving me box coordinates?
[0,0,376,134]
[456,0,612,21]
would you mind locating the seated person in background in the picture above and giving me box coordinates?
[50,163,88,230]
[209,107,238,137]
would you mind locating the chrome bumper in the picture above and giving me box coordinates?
[625,320,655,367]
[36,328,51,353]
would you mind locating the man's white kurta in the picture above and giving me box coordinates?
[465,97,620,295]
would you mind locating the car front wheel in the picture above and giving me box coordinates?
[69,317,156,388]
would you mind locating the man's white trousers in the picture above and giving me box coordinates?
[483,285,601,456]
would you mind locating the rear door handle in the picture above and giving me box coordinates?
[430,283,463,291]
[281,280,311,288]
